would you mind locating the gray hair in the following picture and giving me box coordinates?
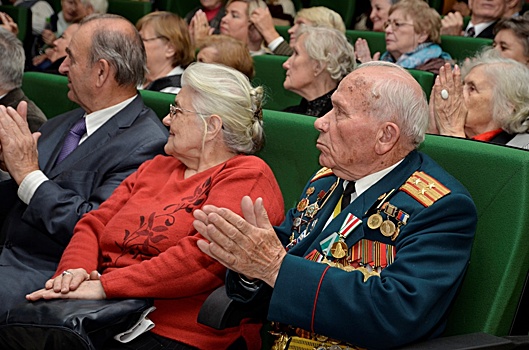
[0,28,24,91]
[358,61,428,147]
[182,62,264,154]
[461,49,529,134]
[87,0,108,14]
[296,6,346,33]
[80,14,146,87]
[298,25,356,82]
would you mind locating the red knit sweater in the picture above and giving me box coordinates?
[55,154,285,349]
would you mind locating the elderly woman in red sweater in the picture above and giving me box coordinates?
[26,62,285,350]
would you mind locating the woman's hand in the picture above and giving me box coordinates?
[441,12,464,36]
[26,279,106,301]
[44,268,90,294]
[354,38,380,63]
[41,29,57,46]
[0,12,18,35]
[189,10,213,46]
[430,63,467,138]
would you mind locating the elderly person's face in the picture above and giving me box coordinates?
[462,65,499,137]
[221,1,250,43]
[162,86,208,159]
[58,22,96,112]
[370,0,392,32]
[282,34,320,99]
[139,22,175,70]
[314,68,384,180]
[493,29,529,65]
[288,17,311,47]
[50,23,79,62]
[469,0,506,21]
[61,0,89,23]
[385,9,426,60]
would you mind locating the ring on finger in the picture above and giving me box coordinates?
[62,270,73,277]
[441,89,449,100]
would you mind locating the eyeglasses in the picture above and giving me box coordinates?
[383,19,414,30]
[141,36,166,42]
[169,104,210,119]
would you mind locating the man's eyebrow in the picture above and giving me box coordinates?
[65,47,74,62]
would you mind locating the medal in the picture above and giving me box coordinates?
[305,202,319,218]
[330,241,348,259]
[367,213,383,229]
[380,220,396,237]
[296,198,309,212]
[306,187,315,196]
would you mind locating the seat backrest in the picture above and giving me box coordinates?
[0,5,31,45]
[407,69,435,99]
[252,55,301,112]
[309,0,357,29]
[22,72,79,118]
[419,136,529,337]
[139,89,174,120]
[155,0,201,18]
[346,30,385,56]
[258,110,320,210]
[439,35,492,62]
[107,0,152,24]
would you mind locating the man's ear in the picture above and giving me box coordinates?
[95,59,111,88]
[375,121,400,155]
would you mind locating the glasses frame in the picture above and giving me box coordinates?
[383,19,414,31]
[169,104,211,120]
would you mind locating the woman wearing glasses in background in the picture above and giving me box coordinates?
[355,0,452,74]
[26,62,285,350]
[136,12,195,94]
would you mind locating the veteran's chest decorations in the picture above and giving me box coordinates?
[286,175,340,251]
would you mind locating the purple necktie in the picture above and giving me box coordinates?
[56,118,87,164]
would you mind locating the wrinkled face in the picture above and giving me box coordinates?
[201,0,222,10]
[61,0,89,23]
[282,34,318,98]
[162,86,207,160]
[493,29,529,65]
[139,22,172,70]
[288,17,312,47]
[313,69,382,180]
[469,0,506,21]
[220,1,249,43]
[462,65,498,137]
[51,23,79,61]
[58,23,96,112]
[384,9,423,60]
[370,0,392,32]
[197,46,219,63]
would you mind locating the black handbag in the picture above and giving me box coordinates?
[0,298,153,350]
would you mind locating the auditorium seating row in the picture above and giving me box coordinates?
[21,71,529,349]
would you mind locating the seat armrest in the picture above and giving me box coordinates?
[197,285,269,330]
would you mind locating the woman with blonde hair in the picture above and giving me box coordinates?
[136,11,194,94]
[355,0,452,74]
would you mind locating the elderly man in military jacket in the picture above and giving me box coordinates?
[193,61,477,349]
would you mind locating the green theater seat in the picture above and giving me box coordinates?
[155,0,200,18]
[22,72,79,119]
[107,0,152,25]
[0,5,31,45]
[252,55,301,112]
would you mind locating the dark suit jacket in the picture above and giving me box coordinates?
[0,88,47,132]
[228,150,477,348]
[476,21,497,39]
[0,95,168,313]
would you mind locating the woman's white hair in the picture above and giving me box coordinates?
[461,49,529,134]
[181,62,265,154]
[298,25,356,82]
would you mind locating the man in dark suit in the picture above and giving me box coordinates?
[0,28,46,133]
[0,14,168,314]
[193,62,477,348]
[441,0,507,39]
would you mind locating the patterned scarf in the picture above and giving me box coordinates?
[380,42,452,69]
